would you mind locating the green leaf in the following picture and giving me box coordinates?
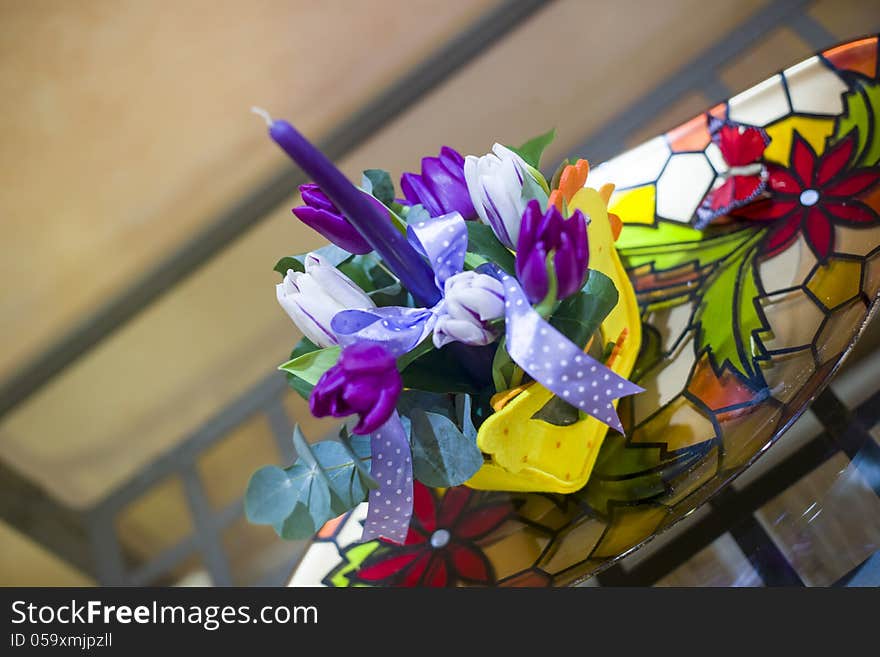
[455,393,478,439]
[284,337,320,400]
[832,78,880,167]
[694,235,765,380]
[531,395,579,426]
[279,346,340,386]
[521,171,549,209]
[245,466,300,526]
[271,459,332,541]
[549,158,570,192]
[408,409,483,487]
[550,269,619,349]
[273,256,304,278]
[491,337,517,392]
[312,439,372,516]
[404,204,431,226]
[400,344,482,394]
[395,337,434,372]
[508,128,557,170]
[273,243,353,279]
[275,502,318,540]
[465,222,516,274]
[361,169,396,207]
[251,425,374,540]
[397,389,455,417]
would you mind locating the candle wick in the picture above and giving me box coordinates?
[250,106,274,127]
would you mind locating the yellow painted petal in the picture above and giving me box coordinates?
[608,185,656,225]
[763,116,835,165]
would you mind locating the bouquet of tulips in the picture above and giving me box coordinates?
[245,114,644,544]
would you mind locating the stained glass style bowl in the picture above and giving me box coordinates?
[288,35,880,587]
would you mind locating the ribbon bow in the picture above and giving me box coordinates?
[332,211,642,543]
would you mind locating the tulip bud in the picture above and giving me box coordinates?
[276,252,375,348]
[292,183,373,254]
[401,146,477,220]
[310,342,402,435]
[464,144,538,248]
[515,200,589,304]
[433,271,505,348]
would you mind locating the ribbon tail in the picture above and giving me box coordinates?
[487,265,644,434]
[361,411,413,544]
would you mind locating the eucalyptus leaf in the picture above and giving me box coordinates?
[275,502,317,540]
[273,462,333,540]
[404,204,431,227]
[550,269,619,349]
[311,440,372,515]
[508,128,557,170]
[455,393,477,440]
[245,466,300,526]
[409,409,483,487]
[465,222,516,274]
[362,169,396,207]
[279,346,341,385]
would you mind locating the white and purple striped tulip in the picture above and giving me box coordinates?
[432,271,505,348]
[464,143,533,248]
[276,252,375,348]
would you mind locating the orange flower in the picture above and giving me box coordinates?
[549,159,623,240]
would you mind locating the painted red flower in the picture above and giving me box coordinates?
[353,482,511,587]
[734,132,880,260]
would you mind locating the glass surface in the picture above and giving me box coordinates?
[288,36,880,587]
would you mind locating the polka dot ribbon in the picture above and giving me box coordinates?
[487,264,644,434]
[407,211,468,286]
[361,411,413,544]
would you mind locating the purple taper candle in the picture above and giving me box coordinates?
[254,108,441,307]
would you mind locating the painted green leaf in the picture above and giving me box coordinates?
[465,222,516,274]
[409,408,483,487]
[244,466,300,526]
[509,128,557,170]
[550,269,619,349]
[694,240,764,380]
[619,224,755,271]
[279,346,340,385]
[361,169,396,207]
[327,541,382,587]
[833,78,880,167]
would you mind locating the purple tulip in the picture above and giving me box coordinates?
[401,147,477,220]
[292,183,373,255]
[309,342,402,435]
[515,200,589,304]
